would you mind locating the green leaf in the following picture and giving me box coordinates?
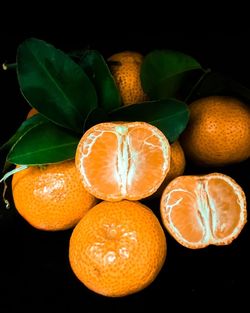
[17,38,98,133]
[84,107,109,130]
[0,114,48,152]
[141,50,203,99]
[80,50,121,112]
[108,99,190,142]
[7,121,80,165]
[188,71,250,104]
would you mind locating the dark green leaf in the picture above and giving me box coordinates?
[17,38,98,133]
[2,161,12,173]
[141,50,203,99]
[67,48,88,61]
[80,50,121,111]
[188,71,250,104]
[7,121,80,165]
[108,99,189,142]
[0,114,48,152]
[84,107,109,130]
[231,80,250,105]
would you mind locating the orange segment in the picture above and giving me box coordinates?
[166,188,205,243]
[76,122,171,201]
[206,177,243,239]
[160,173,247,249]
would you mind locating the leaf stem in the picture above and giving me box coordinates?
[3,181,10,209]
[184,68,211,103]
[0,165,28,209]
[2,62,17,71]
[0,165,28,184]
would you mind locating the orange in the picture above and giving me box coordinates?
[75,121,171,201]
[69,200,167,297]
[155,141,186,196]
[180,96,250,166]
[108,51,148,106]
[165,141,185,183]
[160,173,247,249]
[12,160,97,231]
[26,107,38,119]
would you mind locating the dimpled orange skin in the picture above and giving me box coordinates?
[69,200,167,297]
[108,51,148,106]
[12,160,97,231]
[180,96,250,166]
[155,141,186,196]
[163,141,185,185]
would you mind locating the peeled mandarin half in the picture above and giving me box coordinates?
[160,173,247,249]
[75,122,171,201]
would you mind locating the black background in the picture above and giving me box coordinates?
[1,31,250,311]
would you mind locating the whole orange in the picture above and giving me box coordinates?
[12,160,97,231]
[155,141,186,196]
[166,141,186,182]
[69,200,167,297]
[180,96,250,166]
[108,51,148,106]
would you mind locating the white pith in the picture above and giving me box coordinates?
[162,175,246,247]
[79,123,170,199]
